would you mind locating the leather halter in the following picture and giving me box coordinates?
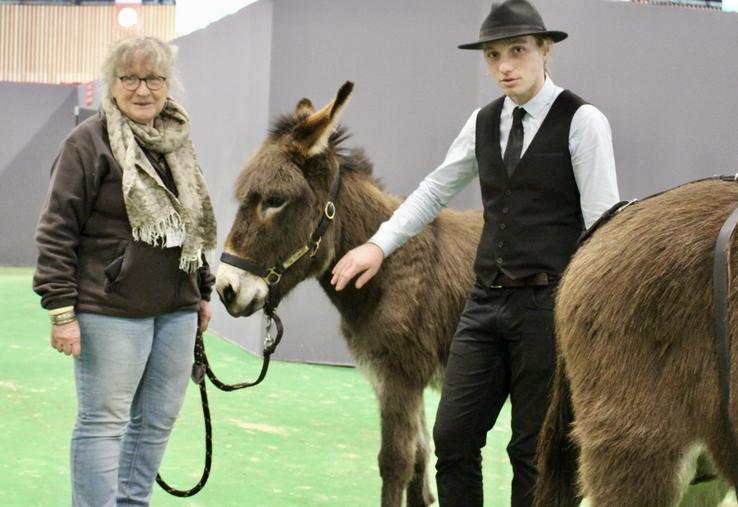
[220,173,340,317]
[156,174,341,498]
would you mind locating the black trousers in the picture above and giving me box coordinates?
[433,279,557,507]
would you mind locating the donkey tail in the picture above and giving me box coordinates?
[532,355,581,507]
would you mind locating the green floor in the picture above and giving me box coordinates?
[0,267,513,506]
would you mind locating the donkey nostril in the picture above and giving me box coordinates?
[223,285,236,304]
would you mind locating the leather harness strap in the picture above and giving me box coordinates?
[713,203,738,494]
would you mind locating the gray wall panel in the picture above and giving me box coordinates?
[260,0,489,364]
[0,83,77,265]
[174,1,274,354]
[177,0,738,365]
[536,0,738,198]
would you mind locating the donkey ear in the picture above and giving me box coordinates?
[295,98,315,117]
[295,81,354,157]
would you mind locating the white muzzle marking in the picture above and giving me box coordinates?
[215,262,269,316]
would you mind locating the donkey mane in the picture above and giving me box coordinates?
[337,147,379,181]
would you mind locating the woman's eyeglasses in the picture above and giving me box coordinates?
[118,75,167,91]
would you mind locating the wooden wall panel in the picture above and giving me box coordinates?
[0,4,175,84]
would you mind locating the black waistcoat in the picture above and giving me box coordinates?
[473,89,586,285]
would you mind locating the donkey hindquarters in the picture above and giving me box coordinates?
[551,180,738,507]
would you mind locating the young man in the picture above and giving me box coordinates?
[331,0,619,505]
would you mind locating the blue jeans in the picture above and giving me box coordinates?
[71,311,197,507]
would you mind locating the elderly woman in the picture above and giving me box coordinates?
[33,36,216,506]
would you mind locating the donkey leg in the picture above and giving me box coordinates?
[702,432,738,507]
[578,439,687,507]
[406,404,434,507]
[676,451,730,507]
[376,380,426,507]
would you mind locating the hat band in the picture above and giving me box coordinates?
[479,24,547,39]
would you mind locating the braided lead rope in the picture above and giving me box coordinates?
[155,314,284,496]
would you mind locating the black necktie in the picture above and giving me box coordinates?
[503,107,526,177]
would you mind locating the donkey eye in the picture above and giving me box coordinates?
[262,196,286,209]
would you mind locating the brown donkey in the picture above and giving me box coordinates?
[534,179,738,507]
[215,82,482,506]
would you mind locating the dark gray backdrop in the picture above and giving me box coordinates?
[0,83,77,264]
[2,0,737,364]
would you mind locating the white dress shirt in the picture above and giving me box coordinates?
[369,77,620,257]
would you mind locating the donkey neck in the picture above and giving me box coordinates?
[332,170,398,261]
[315,169,398,304]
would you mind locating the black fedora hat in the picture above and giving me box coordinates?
[458,0,567,50]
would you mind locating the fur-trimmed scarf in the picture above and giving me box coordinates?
[102,97,217,273]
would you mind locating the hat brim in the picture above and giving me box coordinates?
[458,30,568,50]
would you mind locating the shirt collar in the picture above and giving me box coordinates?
[503,76,558,120]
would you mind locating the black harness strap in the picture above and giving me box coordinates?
[218,253,269,278]
[713,204,738,494]
[579,175,738,247]
[577,199,634,245]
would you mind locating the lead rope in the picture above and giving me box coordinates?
[159,175,338,496]
[155,311,284,496]
[713,204,738,495]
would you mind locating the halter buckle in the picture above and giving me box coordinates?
[265,268,282,286]
[310,237,322,257]
[265,316,275,349]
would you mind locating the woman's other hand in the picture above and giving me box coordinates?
[51,321,81,356]
[198,300,212,332]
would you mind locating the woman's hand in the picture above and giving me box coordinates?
[199,300,212,332]
[331,243,385,291]
[51,321,81,356]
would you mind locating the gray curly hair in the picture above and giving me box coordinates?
[101,36,182,98]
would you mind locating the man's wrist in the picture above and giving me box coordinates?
[366,241,388,259]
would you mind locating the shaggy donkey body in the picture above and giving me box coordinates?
[215,83,482,506]
[534,179,738,507]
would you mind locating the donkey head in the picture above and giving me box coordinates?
[216,82,354,317]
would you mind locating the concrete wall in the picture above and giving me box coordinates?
[3,0,738,364]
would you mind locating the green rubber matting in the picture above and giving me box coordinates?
[0,267,513,506]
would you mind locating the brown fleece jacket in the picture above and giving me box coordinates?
[33,113,215,317]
